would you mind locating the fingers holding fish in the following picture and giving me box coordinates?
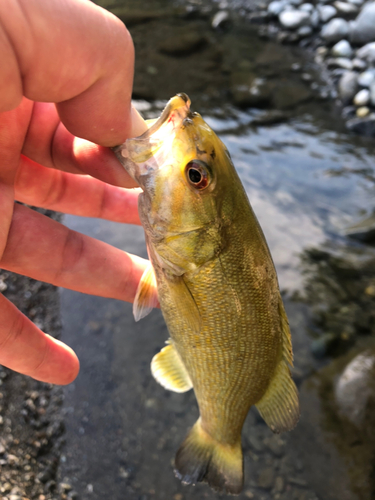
[0,203,148,303]
[15,156,142,225]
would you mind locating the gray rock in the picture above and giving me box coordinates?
[310,9,320,28]
[279,9,311,28]
[370,81,375,105]
[321,18,349,43]
[332,39,353,58]
[346,115,375,136]
[268,0,289,15]
[300,3,314,12]
[327,57,353,69]
[272,81,312,108]
[347,0,364,5]
[338,70,358,102]
[357,68,375,87]
[353,88,370,105]
[352,57,367,70]
[335,350,375,426]
[333,1,359,18]
[257,467,275,489]
[350,2,375,45]
[356,42,375,63]
[298,25,313,37]
[159,32,208,56]
[317,4,337,23]
[211,10,230,29]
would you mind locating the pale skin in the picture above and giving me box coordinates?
[0,0,150,385]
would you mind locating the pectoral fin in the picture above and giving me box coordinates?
[151,342,193,393]
[133,262,158,321]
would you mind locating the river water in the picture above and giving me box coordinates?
[59,2,375,499]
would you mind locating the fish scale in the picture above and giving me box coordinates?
[113,93,299,494]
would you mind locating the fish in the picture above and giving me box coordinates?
[113,94,299,495]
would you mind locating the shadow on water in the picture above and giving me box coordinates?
[59,1,375,499]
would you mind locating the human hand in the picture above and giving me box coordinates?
[0,0,150,385]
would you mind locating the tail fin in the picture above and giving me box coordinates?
[174,419,243,495]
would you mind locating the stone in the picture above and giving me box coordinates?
[211,10,230,29]
[338,71,358,103]
[332,39,353,58]
[357,69,375,88]
[353,88,370,106]
[352,57,367,70]
[317,4,337,23]
[335,350,375,426]
[326,57,353,69]
[356,42,375,64]
[231,73,273,108]
[257,467,275,489]
[346,116,375,136]
[356,106,370,117]
[298,25,313,37]
[159,32,208,56]
[370,81,375,105]
[279,10,311,29]
[333,1,359,18]
[300,3,314,13]
[272,82,312,109]
[350,2,375,45]
[268,0,289,16]
[321,18,349,43]
[310,10,320,28]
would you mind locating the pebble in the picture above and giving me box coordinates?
[211,10,230,29]
[352,57,367,70]
[279,10,311,29]
[326,57,353,70]
[317,4,337,22]
[350,2,375,45]
[321,18,349,43]
[353,88,370,106]
[334,1,359,17]
[331,39,353,58]
[300,3,314,13]
[298,25,313,37]
[338,71,358,103]
[257,467,276,489]
[357,69,375,88]
[274,476,285,493]
[370,81,375,106]
[356,42,375,64]
[268,0,289,16]
[356,106,370,117]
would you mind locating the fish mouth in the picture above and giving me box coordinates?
[112,94,193,185]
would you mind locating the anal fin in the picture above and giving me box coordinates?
[255,360,300,433]
[151,342,193,393]
[133,262,158,321]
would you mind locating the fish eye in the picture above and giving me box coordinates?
[185,160,210,190]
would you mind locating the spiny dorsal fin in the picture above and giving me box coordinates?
[151,342,193,393]
[133,262,158,322]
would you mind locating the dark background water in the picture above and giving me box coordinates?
[58,1,375,499]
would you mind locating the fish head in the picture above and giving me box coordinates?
[113,94,246,270]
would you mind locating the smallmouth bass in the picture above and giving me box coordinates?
[113,94,299,494]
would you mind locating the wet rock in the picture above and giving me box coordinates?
[231,72,273,108]
[338,71,358,103]
[345,212,375,242]
[321,18,349,43]
[272,81,312,108]
[159,32,208,56]
[211,10,230,29]
[332,39,353,58]
[257,467,275,489]
[356,41,375,64]
[298,25,313,37]
[300,3,314,13]
[335,349,375,426]
[352,57,367,70]
[349,2,375,45]
[279,10,311,29]
[326,57,353,69]
[264,435,285,457]
[346,115,375,136]
[268,0,289,16]
[370,81,375,106]
[353,88,370,106]
[356,106,370,118]
[317,4,337,23]
[357,69,375,88]
[251,110,290,125]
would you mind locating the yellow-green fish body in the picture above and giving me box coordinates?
[113,94,299,494]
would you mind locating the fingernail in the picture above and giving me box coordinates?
[130,105,149,137]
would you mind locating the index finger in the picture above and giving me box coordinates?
[0,0,136,146]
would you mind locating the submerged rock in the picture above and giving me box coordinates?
[321,18,349,44]
[346,115,375,136]
[159,32,208,56]
[272,81,312,108]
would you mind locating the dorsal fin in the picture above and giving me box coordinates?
[151,342,193,393]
